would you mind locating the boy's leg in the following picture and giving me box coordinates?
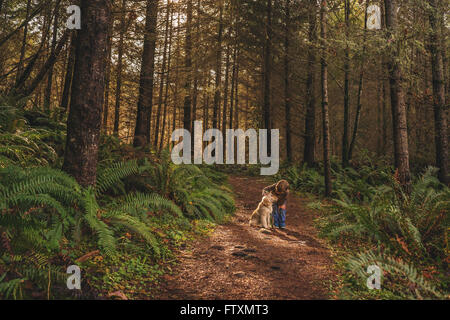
[279,201,287,228]
[272,204,280,228]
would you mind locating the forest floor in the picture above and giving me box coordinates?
[154,175,338,300]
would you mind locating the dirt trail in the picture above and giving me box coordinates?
[155,176,337,300]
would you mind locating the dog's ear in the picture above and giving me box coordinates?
[269,193,278,203]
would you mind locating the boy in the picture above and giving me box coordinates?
[262,180,290,229]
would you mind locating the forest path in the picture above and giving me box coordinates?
[155,175,337,300]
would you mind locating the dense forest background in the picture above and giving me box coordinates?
[1,0,449,186]
[0,0,448,300]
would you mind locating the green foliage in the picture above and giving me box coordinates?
[344,251,444,299]
[0,105,64,167]
[334,171,448,298]
[124,150,235,222]
[275,164,326,195]
[0,100,234,299]
[0,156,234,299]
[96,159,149,196]
[0,251,67,300]
[282,161,449,299]
[276,155,393,201]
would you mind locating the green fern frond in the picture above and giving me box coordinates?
[346,251,444,299]
[80,189,117,257]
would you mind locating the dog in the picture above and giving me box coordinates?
[249,193,278,229]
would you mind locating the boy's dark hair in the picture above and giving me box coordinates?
[275,180,289,194]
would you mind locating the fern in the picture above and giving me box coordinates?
[0,276,25,300]
[346,251,444,299]
[0,149,236,298]
[96,160,143,196]
[80,188,117,257]
[306,162,449,299]
[109,214,161,256]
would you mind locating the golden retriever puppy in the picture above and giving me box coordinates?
[249,193,278,229]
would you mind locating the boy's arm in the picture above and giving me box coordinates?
[262,183,276,195]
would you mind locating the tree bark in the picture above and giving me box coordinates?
[428,0,449,185]
[171,11,181,148]
[342,0,350,167]
[348,0,369,161]
[223,43,231,133]
[304,0,317,166]
[60,33,77,120]
[234,49,240,129]
[15,0,32,85]
[160,3,173,151]
[213,1,224,129]
[191,0,201,140]
[263,0,273,152]
[183,0,193,134]
[320,0,332,197]
[284,0,292,163]
[63,0,111,187]
[384,0,412,193]
[154,1,171,147]
[381,1,389,156]
[102,17,113,133]
[113,0,127,137]
[133,0,159,147]
[44,0,61,113]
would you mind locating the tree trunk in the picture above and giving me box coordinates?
[183,0,193,133]
[102,17,113,133]
[304,0,317,166]
[320,0,332,197]
[16,0,32,85]
[203,71,211,131]
[213,1,224,129]
[348,0,369,161]
[191,0,201,141]
[384,0,412,193]
[263,0,272,152]
[223,43,231,133]
[63,0,111,187]
[377,75,382,155]
[60,33,77,120]
[234,50,240,129]
[113,0,126,137]
[229,47,236,129]
[44,1,60,113]
[284,0,292,163]
[428,0,449,185]
[133,0,159,148]
[154,2,171,147]
[171,11,181,148]
[342,0,350,167]
[245,73,250,129]
[160,3,173,151]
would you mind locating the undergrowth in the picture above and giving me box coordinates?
[277,155,449,300]
[0,104,234,300]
